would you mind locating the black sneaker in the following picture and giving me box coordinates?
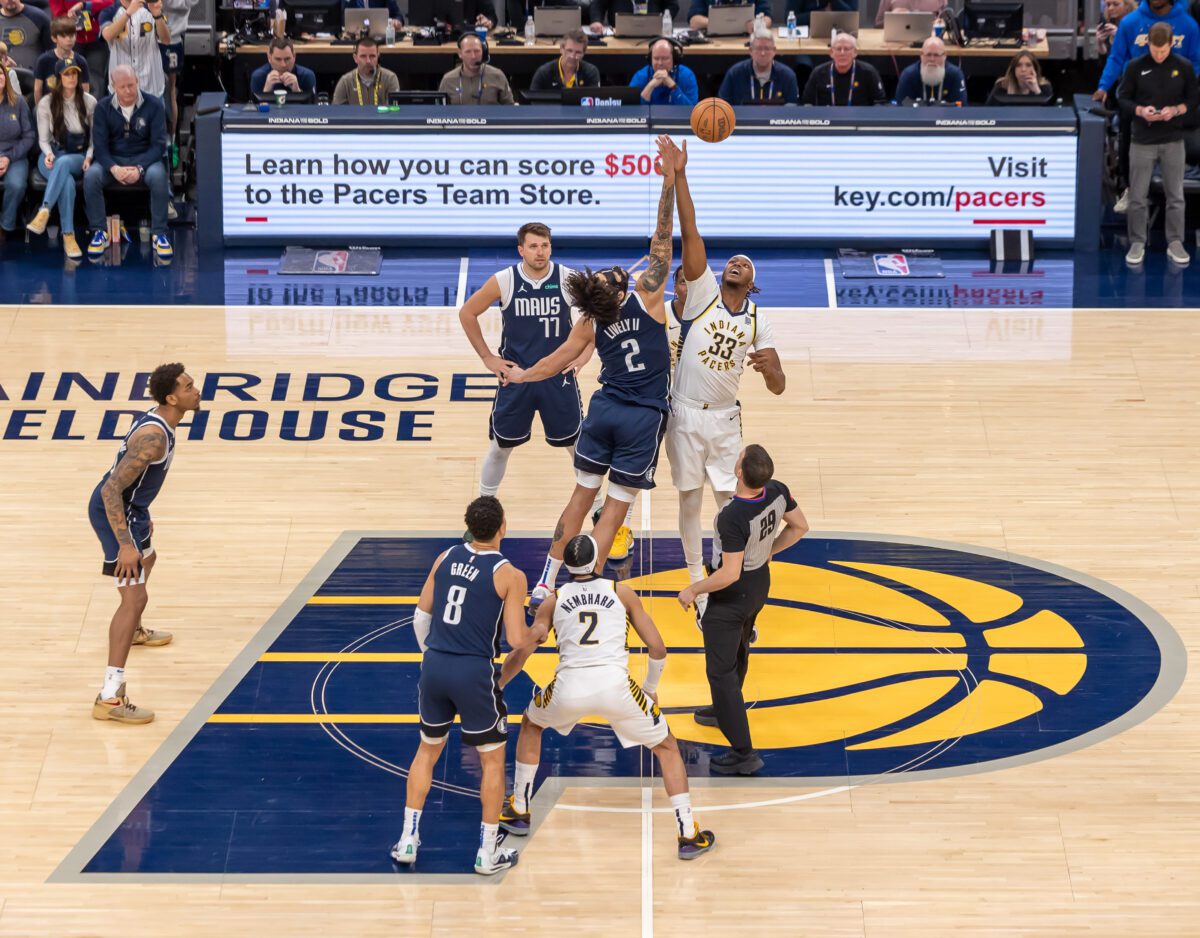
[710,748,764,775]
[693,706,718,727]
[677,826,717,860]
[499,795,530,836]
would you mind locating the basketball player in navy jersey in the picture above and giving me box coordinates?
[391,496,548,875]
[503,135,681,606]
[87,363,202,724]
[459,222,593,501]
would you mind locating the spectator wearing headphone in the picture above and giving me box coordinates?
[629,36,697,104]
[438,32,513,104]
[718,29,797,105]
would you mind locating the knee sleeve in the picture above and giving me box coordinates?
[575,469,604,490]
[606,482,638,504]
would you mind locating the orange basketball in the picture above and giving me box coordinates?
[690,97,736,144]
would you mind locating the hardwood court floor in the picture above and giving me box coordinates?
[0,302,1197,936]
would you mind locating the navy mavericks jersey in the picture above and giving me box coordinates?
[498,262,575,368]
[425,544,510,658]
[594,292,671,412]
[94,409,176,515]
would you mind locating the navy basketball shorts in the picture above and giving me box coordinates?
[88,492,152,580]
[417,649,509,748]
[489,373,583,449]
[574,390,668,490]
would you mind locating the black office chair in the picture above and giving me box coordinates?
[13,67,35,110]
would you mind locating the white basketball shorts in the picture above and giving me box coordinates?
[665,398,742,493]
[525,667,669,749]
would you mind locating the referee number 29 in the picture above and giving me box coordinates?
[759,510,777,541]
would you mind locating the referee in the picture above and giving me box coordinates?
[678,444,808,775]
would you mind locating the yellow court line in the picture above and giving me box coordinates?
[306,596,422,605]
[208,713,526,724]
[260,653,424,663]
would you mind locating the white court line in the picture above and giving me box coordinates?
[640,488,651,533]
[556,785,854,814]
[823,258,838,309]
[455,257,469,309]
[641,786,654,938]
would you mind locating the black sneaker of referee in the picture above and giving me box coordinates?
[710,748,764,775]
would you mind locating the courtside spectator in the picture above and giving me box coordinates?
[985,50,1052,104]
[688,0,769,32]
[160,0,198,166]
[28,56,95,258]
[0,0,52,71]
[83,63,171,259]
[48,0,113,83]
[894,35,966,105]
[801,31,884,105]
[630,36,697,104]
[874,0,942,27]
[33,15,90,100]
[1098,0,1136,56]
[718,30,797,105]
[438,33,514,105]
[1119,21,1197,266]
[0,64,34,239]
[249,36,317,100]
[99,0,168,97]
[530,28,600,91]
[332,36,399,106]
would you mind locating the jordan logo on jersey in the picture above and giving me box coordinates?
[699,319,747,372]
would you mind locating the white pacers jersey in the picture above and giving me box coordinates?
[672,266,775,407]
[552,577,629,672]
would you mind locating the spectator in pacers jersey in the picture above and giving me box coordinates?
[530,28,600,92]
[438,33,514,105]
[718,30,798,105]
[332,36,399,106]
[802,32,885,105]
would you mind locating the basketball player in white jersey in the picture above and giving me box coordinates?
[497,534,716,860]
[665,144,786,624]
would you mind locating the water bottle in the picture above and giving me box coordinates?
[361,16,369,39]
[524,15,536,45]
[786,9,796,37]
[662,6,672,35]
[385,19,395,46]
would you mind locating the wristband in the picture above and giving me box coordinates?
[413,608,432,652]
[643,655,665,695]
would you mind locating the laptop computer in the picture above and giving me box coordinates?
[562,85,643,105]
[346,7,390,40]
[809,10,859,38]
[704,4,754,36]
[534,5,582,37]
[883,11,935,43]
[388,91,450,105]
[614,12,662,37]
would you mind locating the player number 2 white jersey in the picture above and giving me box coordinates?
[552,578,629,672]
[670,266,775,407]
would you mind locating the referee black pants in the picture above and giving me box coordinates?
[702,575,769,753]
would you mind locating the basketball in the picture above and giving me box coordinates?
[690,97,736,143]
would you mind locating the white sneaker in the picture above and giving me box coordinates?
[475,846,519,875]
[1114,188,1129,214]
[390,837,419,865]
[1166,241,1191,266]
[1125,242,1146,266]
[529,583,554,611]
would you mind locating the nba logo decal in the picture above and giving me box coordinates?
[873,254,911,276]
[314,251,349,274]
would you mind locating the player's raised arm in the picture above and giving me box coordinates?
[100,426,166,581]
[636,137,678,312]
[458,275,513,379]
[412,549,450,652]
[668,139,706,283]
[504,317,596,385]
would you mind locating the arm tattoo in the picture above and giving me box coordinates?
[101,430,166,546]
[641,182,675,294]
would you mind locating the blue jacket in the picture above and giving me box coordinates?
[687,0,770,22]
[1098,0,1200,92]
[718,58,799,104]
[0,97,35,162]
[629,63,699,104]
[91,91,166,172]
[894,60,967,105]
[250,63,318,98]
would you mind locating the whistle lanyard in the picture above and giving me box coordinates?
[558,59,576,89]
[828,62,855,105]
[752,71,774,102]
[355,74,379,106]
[456,68,485,103]
[924,79,944,102]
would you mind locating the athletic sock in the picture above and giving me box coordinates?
[513,760,538,813]
[670,793,695,838]
[101,666,125,700]
[479,822,500,858]
[402,806,422,842]
[623,499,636,528]
[539,555,562,589]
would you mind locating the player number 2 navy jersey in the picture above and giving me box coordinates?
[594,292,671,412]
[425,544,511,658]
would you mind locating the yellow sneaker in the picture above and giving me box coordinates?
[62,232,82,259]
[92,683,155,724]
[608,526,635,562]
[26,207,50,235]
[132,626,173,646]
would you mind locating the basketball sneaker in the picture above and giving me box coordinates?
[693,705,718,727]
[710,748,764,776]
[390,836,419,865]
[608,526,635,562]
[132,626,173,646]
[529,582,554,611]
[475,846,519,875]
[92,683,154,724]
[499,795,531,836]
[677,825,717,860]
